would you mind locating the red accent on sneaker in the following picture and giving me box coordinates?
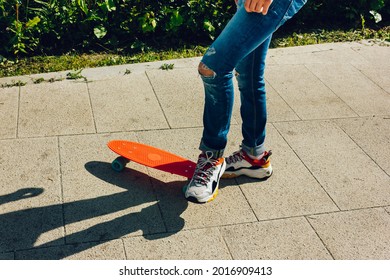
[240,150,272,166]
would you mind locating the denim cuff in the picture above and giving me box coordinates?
[241,142,266,157]
[199,141,225,158]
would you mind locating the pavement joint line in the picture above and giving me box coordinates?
[145,71,172,130]
[16,83,21,139]
[86,81,98,134]
[236,182,262,222]
[304,216,336,260]
[57,136,68,245]
[265,77,302,121]
[352,63,390,96]
[303,64,360,118]
[270,122,342,212]
[331,119,390,178]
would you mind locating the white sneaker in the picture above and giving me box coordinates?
[223,150,272,179]
[183,151,226,203]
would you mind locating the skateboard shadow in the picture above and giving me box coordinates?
[0,161,188,260]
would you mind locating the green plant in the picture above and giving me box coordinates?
[1,80,27,88]
[66,69,86,81]
[0,0,388,61]
[160,63,174,70]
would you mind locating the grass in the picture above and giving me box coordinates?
[0,27,389,79]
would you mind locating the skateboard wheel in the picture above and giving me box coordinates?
[111,157,129,172]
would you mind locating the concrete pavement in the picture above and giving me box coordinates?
[0,40,389,260]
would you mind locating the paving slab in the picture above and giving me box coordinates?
[0,137,64,252]
[15,239,125,260]
[308,208,390,259]
[236,124,338,221]
[59,133,166,244]
[123,228,231,260]
[18,80,95,137]
[313,42,370,65]
[268,44,324,64]
[265,82,301,122]
[307,63,390,116]
[88,74,168,133]
[353,64,390,94]
[0,86,18,139]
[1,42,389,260]
[334,116,390,175]
[221,218,332,260]
[269,43,369,65]
[274,120,390,210]
[350,43,390,67]
[136,127,257,232]
[266,65,357,120]
[145,68,206,128]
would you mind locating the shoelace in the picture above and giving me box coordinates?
[193,151,218,186]
[225,150,244,164]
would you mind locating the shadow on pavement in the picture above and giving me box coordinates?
[0,161,188,259]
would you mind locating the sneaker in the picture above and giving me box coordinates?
[183,151,226,203]
[222,150,272,179]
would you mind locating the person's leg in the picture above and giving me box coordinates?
[236,35,272,157]
[185,0,307,202]
[223,36,274,179]
[198,0,307,157]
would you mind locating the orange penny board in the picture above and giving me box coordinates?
[108,140,196,178]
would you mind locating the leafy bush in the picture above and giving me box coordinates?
[0,0,388,58]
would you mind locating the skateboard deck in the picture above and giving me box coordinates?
[107,140,196,178]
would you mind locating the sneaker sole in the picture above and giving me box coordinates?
[222,166,273,180]
[186,188,219,204]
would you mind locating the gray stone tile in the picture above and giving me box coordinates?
[313,42,370,64]
[354,64,390,94]
[18,80,95,137]
[334,116,390,175]
[0,137,64,252]
[123,228,231,260]
[15,239,125,260]
[0,87,18,139]
[270,43,369,65]
[221,218,332,259]
[308,208,390,259]
[59,133,166,243]
[350,43,390,67]
[0,252,14,260]
[88,74,168,133]
[237,125,338,220]
[266,82,301,122]
[146,68,206,128]
[268,45,324,64]
[136,127,257,232]
[275,120,390,210]
[266,65,357,120]
[307,64,390,116]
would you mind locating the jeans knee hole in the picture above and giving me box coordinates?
[198,62,216,78]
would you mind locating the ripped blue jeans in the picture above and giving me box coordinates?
[199,0,307,158]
